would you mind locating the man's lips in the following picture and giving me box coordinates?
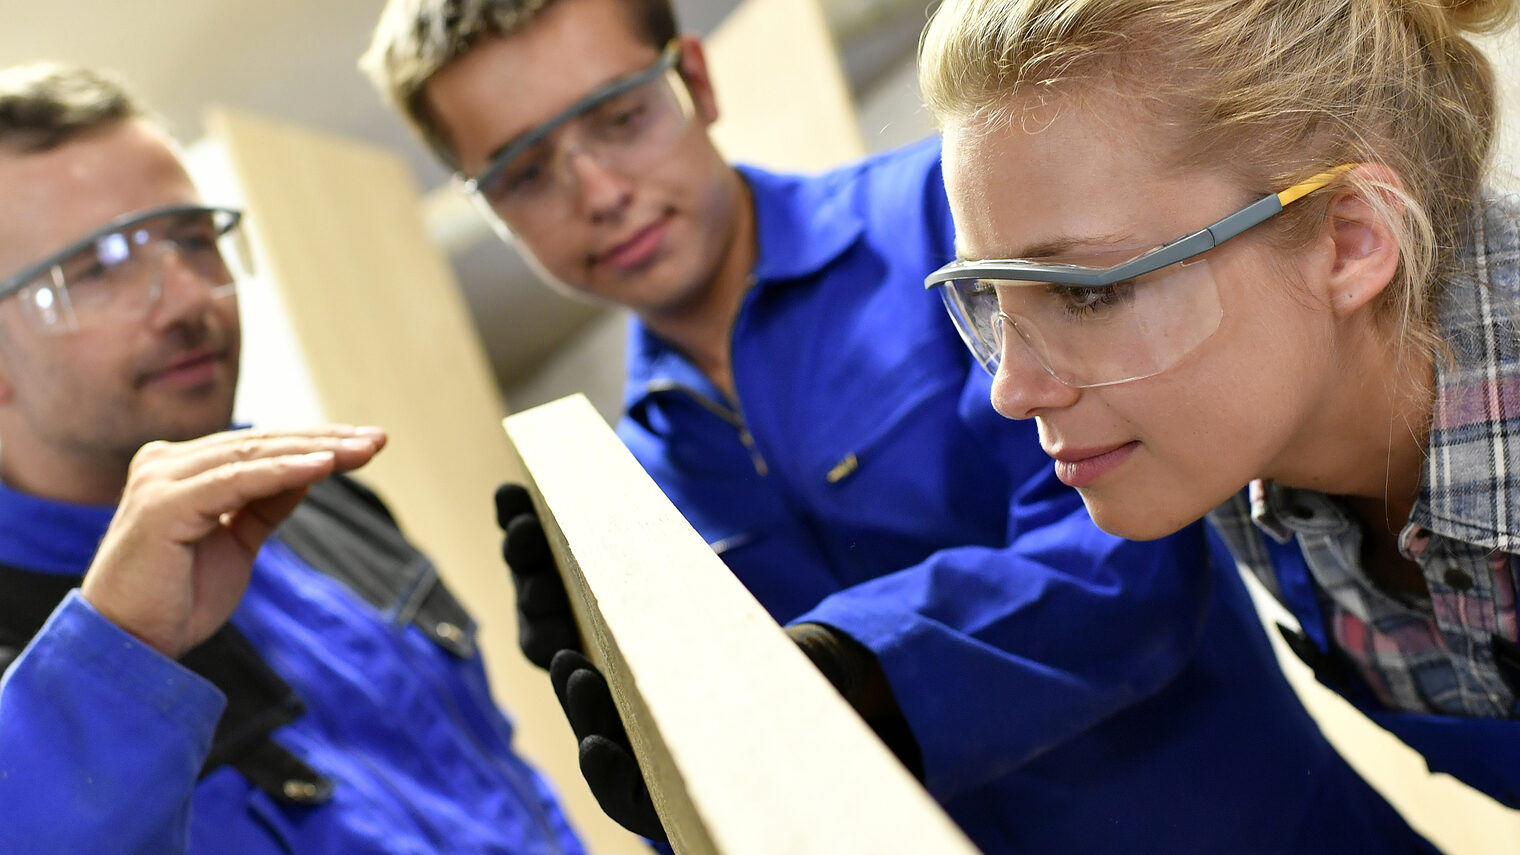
[140,349,226,388]
[594,215,671,271]
[1046,440,1141,488]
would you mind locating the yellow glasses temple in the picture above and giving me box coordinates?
[1276,164,1356,207]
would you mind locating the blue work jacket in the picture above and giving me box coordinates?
[618,139,1433,853]
[0,480,585,855]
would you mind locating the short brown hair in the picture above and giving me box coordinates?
[361,0,678,170]
[0,63,150,153]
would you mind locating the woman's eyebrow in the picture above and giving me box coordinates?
[954,230,1138,262]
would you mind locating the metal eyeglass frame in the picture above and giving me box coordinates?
[0,203,244,304]
[457,39,684,200]
[924,165,1355,292]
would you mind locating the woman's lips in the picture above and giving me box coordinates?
[1049,440,1140,488]
[596,216,670,272]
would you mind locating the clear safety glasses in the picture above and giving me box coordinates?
[0,204,247,335]
[925,166,1353,388]
[458,41,695,236]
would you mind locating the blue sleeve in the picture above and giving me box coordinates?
[0,590,225,855]
[795,469,1211,801]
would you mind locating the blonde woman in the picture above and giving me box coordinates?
[921,0,1520,807]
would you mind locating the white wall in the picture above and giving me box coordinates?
[1480,31,1519,184]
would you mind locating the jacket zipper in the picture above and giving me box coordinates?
[643,276,771,477]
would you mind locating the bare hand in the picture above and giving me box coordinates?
[80,426,388,659]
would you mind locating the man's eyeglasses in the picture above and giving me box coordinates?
[0,204,246,335]
[925,165,1354,388]
[457,41,694,235]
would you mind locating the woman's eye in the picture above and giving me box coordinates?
[1051,282,1134,318]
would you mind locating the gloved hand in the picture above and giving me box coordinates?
[550,649,669,842]
[786,623,925,781]
[495,484,583,668]
[546,625,925,842]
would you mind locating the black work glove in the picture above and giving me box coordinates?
[545,627,925,843]
[787,622,926,781]
[495,484,583,668]
[550,649,669,842]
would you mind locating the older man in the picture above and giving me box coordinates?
[0,64,584,854]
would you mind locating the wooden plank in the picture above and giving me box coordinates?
[505,394,981,855]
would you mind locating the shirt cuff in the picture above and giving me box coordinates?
[26,589,226,731]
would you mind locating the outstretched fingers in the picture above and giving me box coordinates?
[132,425,386,482]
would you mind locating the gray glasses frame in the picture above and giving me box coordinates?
[925,166,1352,291]
[459,40,683,197]
[0,203,243,303]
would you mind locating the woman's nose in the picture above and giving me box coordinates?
[990,326,1081,420]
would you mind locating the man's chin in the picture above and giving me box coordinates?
[146,407,238,446]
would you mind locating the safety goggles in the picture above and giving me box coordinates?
[458,40,694,235]
[925,166,1353,387]
[0,204,246,335]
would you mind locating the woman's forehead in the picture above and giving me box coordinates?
[942,99,1242,262]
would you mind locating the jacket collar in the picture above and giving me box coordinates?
[0,479,115,576]
[740,162,865,283]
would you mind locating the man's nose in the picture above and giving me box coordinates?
[146,247,226,329]
[565,148,633,221]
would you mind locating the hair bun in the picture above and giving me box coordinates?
[1436,0,1519,32]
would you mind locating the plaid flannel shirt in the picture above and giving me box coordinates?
[1209,191,1520,717]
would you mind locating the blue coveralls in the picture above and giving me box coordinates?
[618,139,1433,853]
[0,482,586,855]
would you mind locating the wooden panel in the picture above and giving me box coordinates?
[505,394,980,855]
[705,0,866,171]
[201,107,641,854]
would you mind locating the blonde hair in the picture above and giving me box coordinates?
[361,0,677,169]
[920,0,1517,363]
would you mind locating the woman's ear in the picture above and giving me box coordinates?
[675,34,720,126]
[1319,165,1405,319]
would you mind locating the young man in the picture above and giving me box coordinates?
[0,64,585,854]
[363,2,1432,851]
